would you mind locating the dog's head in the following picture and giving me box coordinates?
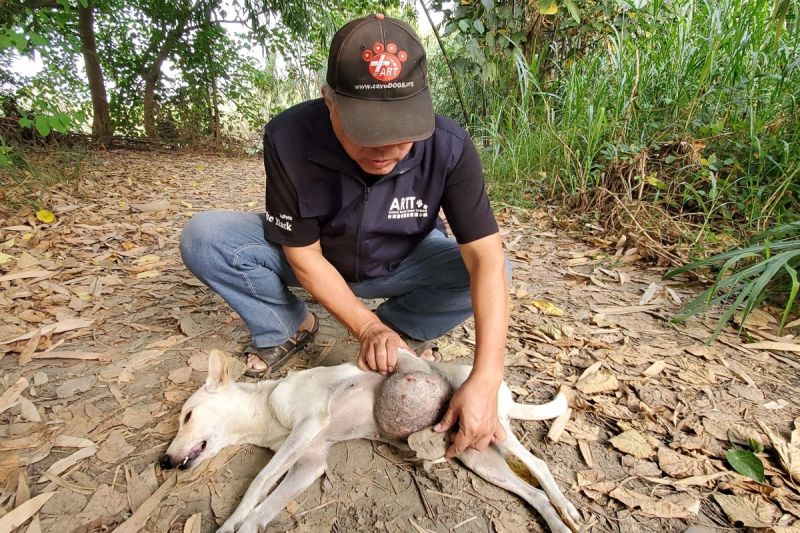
[159,349,239,470]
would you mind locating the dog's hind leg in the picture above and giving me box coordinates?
[495,432,582,532]
[458,447,576,533]
[217,418,326,533]
[233,448,327,533]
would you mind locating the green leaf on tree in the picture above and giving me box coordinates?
[34,116,51,137]
[538,1,558,16]
[726,449,765,482]
[473,20,485,34]
[19,117,34,129]
[564,0,581,23]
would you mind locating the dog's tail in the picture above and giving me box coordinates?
[508,390,569,421]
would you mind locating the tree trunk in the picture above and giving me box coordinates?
[142,24,188,140]
[77,1,112,145]
[210,74,220,139]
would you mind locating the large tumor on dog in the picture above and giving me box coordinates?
[375,371,453,440]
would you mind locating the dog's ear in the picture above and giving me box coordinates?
[205,349,230,392]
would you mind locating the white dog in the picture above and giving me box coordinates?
[161,349,582,532]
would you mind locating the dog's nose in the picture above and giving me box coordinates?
[159,454,174,470]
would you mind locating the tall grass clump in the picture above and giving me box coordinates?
[433,0,799,245]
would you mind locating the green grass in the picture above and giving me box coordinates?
[431,0,799,238]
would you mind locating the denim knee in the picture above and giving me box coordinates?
[179,211,219,274]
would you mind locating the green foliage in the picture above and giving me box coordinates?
[429,0,799,238]
[726,445,765,482]
[665,221,800,338]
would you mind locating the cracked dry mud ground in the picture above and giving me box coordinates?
[2,150,800,532]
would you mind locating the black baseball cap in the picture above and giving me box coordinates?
[326,14,434,147]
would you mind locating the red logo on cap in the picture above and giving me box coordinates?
[361,41,407,82]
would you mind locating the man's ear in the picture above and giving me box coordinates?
[205,349,230,392]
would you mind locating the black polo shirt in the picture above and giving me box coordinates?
[262,99,498,282]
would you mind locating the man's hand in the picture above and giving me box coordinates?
[356,320,407,375]
[434,375,506,459]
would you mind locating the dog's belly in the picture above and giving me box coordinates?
[325,372,386,442]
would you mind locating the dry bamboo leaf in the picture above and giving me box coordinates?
[0,269,55,283]
[0,451,20,483]
[130,199,173,212]
[18,328,42,366]
[183,513,201,533]
[610,430,655,459]
[1,318,94,345]
[23,517,41,533]
[576,367,619,394]
[0,377,28,416]
[641,360,667,377]
[578,440,594,467]
[188,352,209,371]
[591,304,658,316]
[53,435,94,448]
[758,421,800,483]
[0,492,54,532]
[639,282,660,305]
[17,396,41,423]
[640,493,700,519]
[547,407,572,443]
[114,474,177,533]
[36,446,97,482]
[644,471,729,488]
[15,470,30,506]
[744,341,800,353]
[31,350,110,361]
[714,493,780,528]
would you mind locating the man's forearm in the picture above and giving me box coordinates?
[283,242,380,339]
[460,234,509,384]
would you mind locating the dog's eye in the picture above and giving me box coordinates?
[184,411,192,424]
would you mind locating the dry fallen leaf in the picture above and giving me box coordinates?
[0,492,54,531]
[96,430,135,463]
[714,493,780,528]
[183,513,201,533]
[640,493,700,519]
[758,421,800,484]
[168,366,193,384]
[610,430,655,459]
[657,447,706,479]
[530,300,564,316]
[610,485,654,508]
[576,367,619,394]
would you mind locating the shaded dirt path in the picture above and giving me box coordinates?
[2,150,800,532]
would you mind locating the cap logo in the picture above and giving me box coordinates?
[361,41,407,82]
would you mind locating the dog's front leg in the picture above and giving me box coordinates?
[235,447,327,533]
[495,433,582,532]
[217,418,326,533]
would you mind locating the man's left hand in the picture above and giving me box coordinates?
[434,375,507,459]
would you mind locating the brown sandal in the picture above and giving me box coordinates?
[242,312,319,378]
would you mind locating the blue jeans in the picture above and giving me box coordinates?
[180,210,491,349]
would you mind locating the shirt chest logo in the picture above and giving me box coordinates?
[388,196,428,219]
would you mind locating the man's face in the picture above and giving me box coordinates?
[324,91,413,176]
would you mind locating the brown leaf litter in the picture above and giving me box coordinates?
[2,149,800,532]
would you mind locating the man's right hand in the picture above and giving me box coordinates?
[356,320,407,375]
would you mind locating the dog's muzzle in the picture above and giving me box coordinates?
[159,440,207,470]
